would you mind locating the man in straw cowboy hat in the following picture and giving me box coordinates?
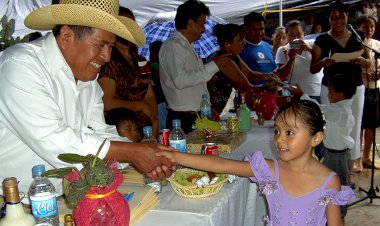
[0,0,175,196]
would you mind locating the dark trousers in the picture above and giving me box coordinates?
[166,109,198,134]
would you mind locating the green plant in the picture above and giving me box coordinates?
[0,15,32,49]
[42,140,114,208]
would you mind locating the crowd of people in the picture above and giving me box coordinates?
[1,0,380,225]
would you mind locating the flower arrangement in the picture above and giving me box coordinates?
[43,140,130,226]
[0,15,33,50]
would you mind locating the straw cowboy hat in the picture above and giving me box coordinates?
[24,0,146,46]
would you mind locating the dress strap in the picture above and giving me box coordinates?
[274,159,280,180]
[321,171,337,189]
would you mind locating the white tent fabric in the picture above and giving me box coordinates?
[1,0,361,39]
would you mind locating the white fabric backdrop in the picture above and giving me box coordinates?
[1,0,360,39]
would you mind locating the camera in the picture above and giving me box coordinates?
[292,39,302,50]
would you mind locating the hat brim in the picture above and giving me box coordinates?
[24,4,146,47]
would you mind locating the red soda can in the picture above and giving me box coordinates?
[159,129,170,146]
[201,143,219,156]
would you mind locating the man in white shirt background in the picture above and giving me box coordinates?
[159,0,230,133]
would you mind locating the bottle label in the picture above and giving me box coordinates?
[169,139,187,153]
[200,106,211,118]
[30,193,57,218]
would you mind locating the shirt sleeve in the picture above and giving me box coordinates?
[159,38,219,90]
[275,46,287,65]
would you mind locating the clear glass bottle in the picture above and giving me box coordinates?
[28,165,59,226]
[169,119,186,153]
[200,93,211,119]
[141,126,157,142]
[0,177,35,226]
[237,94,251,131]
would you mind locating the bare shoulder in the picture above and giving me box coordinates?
[316,163,341,190]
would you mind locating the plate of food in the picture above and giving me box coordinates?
[167,168,228,198]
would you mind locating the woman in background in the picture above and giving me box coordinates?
[207,23,276,119]
[272,26,287,56]
[356,15,380,170]
[310,1,365,186]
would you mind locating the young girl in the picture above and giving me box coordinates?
[158,100,355,226]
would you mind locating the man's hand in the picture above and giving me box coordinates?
[132,143,176,180]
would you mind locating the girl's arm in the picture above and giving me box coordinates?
[326,175,344,226]
[158,151,254,177]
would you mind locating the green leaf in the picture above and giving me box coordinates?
[58,153,92,164]
[42,167,75,178]
[86,166,114,186]
[65,179,90,209]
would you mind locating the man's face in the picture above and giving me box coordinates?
[63,27,116,82]
[244,21,265,44]
[189,14,207,41]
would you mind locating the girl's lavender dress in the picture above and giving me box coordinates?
[244,151,355,226]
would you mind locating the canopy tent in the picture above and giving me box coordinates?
[1,0,361,39]
[120,0,361,27]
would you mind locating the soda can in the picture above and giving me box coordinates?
[201,143,219,156]
[159,129,170,146]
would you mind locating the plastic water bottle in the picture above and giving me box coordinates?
[200,93,211,119]
[141,126,162,193]
[281,81,291,96]
[28,165,59,226]
[169,119,186,153]
[141,126,157,142]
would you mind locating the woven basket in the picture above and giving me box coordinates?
[167,168,227,198]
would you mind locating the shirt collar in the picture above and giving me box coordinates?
[245,39,262,46]
[43,33,94,91]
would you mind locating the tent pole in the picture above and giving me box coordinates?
[279,0,283,27]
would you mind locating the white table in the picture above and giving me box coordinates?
[134,120,275,226]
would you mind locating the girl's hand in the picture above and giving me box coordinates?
[156,150,176,163]
[288,48,297,60]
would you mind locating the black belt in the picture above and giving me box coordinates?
[326,148,350,153]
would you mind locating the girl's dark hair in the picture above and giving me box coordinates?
[105,108,138,127]
[213,23,244,46]
[275,99,325,135]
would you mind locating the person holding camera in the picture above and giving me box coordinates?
[275,20,323,102]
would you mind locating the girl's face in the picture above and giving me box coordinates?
[226,32,245,55]
[273,30,287,47]
[273,112,321,162]
[328,10,348,33]
[359,18,376,39]
[117,120,142,142]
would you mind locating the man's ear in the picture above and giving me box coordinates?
[312,131,324,148]
[57,25,74,50]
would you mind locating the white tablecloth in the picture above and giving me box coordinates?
[134,120,276,226]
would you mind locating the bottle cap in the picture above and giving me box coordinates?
[172,119,181,127]
[3,177,20,203]
[32,164,46,177]
[143,126,152,134]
